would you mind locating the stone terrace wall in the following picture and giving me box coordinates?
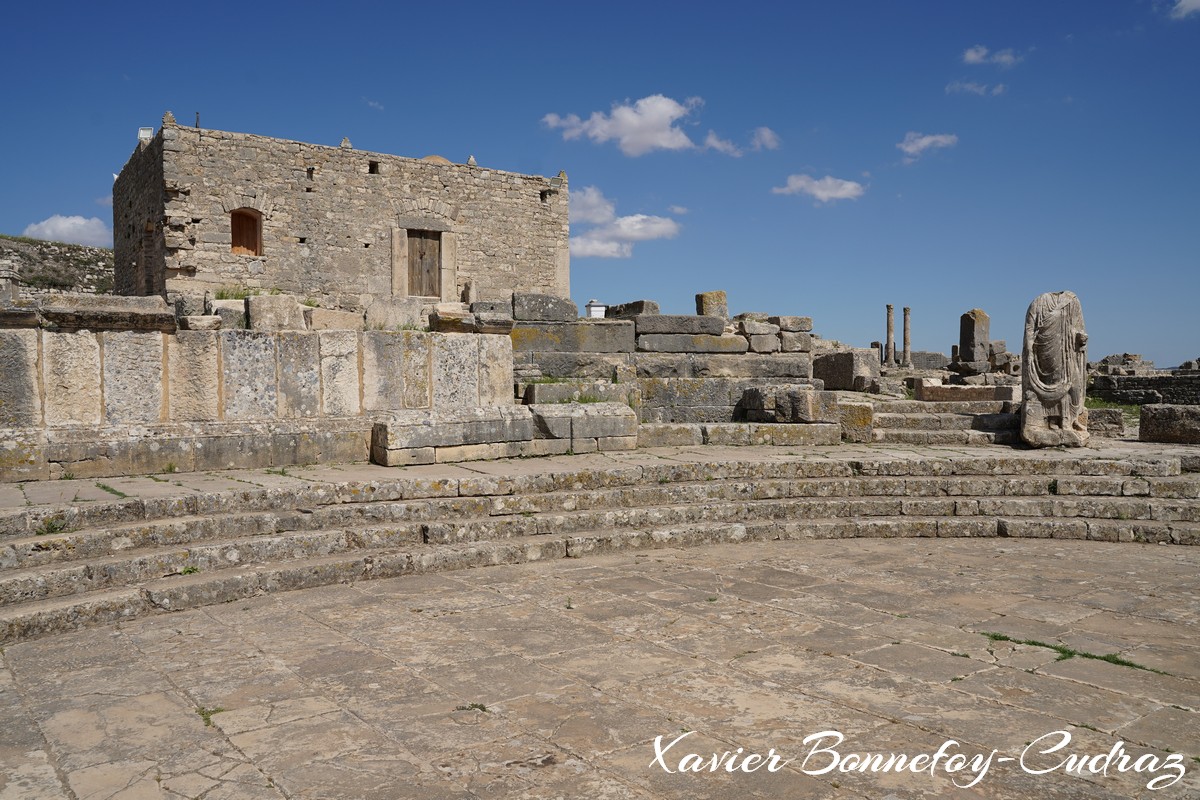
[1091,374,1200,406]
[114,118,569,309]
[0,328,511,480]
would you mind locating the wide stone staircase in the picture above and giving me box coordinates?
[868,400,1020,445]
[2,448,1198,644]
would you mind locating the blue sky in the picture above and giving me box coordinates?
[2,1,1197,365]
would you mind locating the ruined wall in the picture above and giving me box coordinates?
[0,328,512,480]
[114,118,569,307]
[112,134,165,296]
[1091,374,1200,406]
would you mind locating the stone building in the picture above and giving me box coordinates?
[113,113,570,312]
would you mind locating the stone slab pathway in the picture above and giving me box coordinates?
[2,535,1198,798]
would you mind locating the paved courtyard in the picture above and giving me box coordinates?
[2,532,1198,799]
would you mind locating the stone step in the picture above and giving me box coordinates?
[870,400,1012,414]
[7,470,1195,573]
[872,412,1018,432]
[871,429,1020,445]
[5,485,1198,606]
[3,512,1198,645]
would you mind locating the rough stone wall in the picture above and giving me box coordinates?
[114,118,569,308]
[1091,374,1200,406]
[112,134,165,296]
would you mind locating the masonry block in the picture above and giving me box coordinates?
[167,332,219,421]
[101,332,164,425]
[1140,404,1200,444]
[247,294,307,331]
[637,334,749,354]
[431,334,480,408]
[512,293,578,322]
[304,307,364,331]
[747,334,781,353]
[318,330,360,416]
[360,331,406,412]
[210,299,246,330]
[779,332,812,353]
[277,332,321,418]
[695,290,728,321]
[478,334,515,406]
[220,331,277,420]
[42,331,101,426]
[634,315,724,336]
[511,321,634,353]
[0,329,41,427]
[769,316,813,333]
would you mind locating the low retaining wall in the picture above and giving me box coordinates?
[1140,404,1200,444]
[0,328,513,480]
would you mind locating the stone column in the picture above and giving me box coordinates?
[902,306,912,367]
[885,304,895,365]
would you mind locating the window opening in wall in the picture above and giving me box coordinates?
[407,230,441,297]
[298,237,307,244]
[540,190,551,204]
[231,208,262,256]
[306,167,315,180]
[305,187,314,193]
[368,160,380,174]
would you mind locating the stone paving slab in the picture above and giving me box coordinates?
[2,537,1198,798]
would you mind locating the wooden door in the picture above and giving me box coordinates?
[407,230,440,297]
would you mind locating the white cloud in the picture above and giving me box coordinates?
[1171,0,1200,18]
[570,188,682,258]
[704,130,742,157]
[570,186,617,225]
[668,205,689,215]
[364,97,384,111]
[897,132,958,162]
[750,127,781,151]
[771,174,866,204]
[95,195,113,207]
[22,215,112,247]
[962,44,1023,67]
[946,80,1007,96]
[543,94,702,156]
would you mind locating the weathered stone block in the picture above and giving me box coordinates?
[0,329,41,427]
[813,350,880,392]
[221,331,277,420]
[512,293,578,322]
[432,334,479,408]
[168,331,219,422]
[960,309,990,363]
[428,309,477,333]
[1140,404,1200,444]
[632,354,694,378]
[511,321,635,353]
[595,435,638,451]
[319,330,361,416]
[179,315,221,331]
[1086,408,1125,438]
[210,299,246,330]
[695,290,728,321]
[747,334,781,354]
[373,406,533,450]
[247,294,307,332]
[637,423,704,447]
[470,300,511,315]
[304,307,364,331]
[769,316,813,333]
[634,315,724,336]
[637,334,749,354]
[839,402,874,443]
[40,294,175,333]
[478,334,514,406]
[43,331,101,426]
[362,332,406,412]
[475,312,515,335]
[364,297,422,331]
[277,332,321,418]
[102,332,164,424]
[606,300,660,319]
[524,352,630,380]
[782,389,840,424]
[401,331,431,408]
[779,332,812,353]
[573,402,638,439]
[692,354,813,379]
[738,320,779,336]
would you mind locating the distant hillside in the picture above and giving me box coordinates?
[0,233,114,296]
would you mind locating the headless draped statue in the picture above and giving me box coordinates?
[1020,291,1089,447]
